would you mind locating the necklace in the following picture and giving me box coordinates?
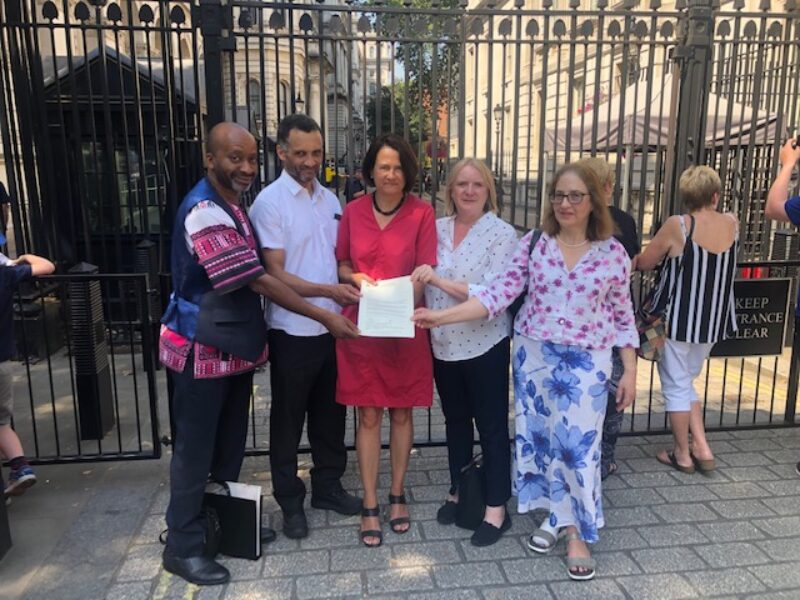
[373,192,405,216]
[556,234,589,248]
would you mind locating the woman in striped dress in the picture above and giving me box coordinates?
[636,166,738,474]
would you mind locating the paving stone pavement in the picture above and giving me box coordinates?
[5,427,800,599]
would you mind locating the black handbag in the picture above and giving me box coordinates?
[455,455,486,530]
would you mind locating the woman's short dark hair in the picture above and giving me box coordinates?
[361,134,418,193]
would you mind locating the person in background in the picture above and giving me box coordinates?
[636,166,737,476]
[336,134,437,548]
[344,166,366,203]
[576,157,640,479]
[1,251,55,498]
[0,181,11,242]
[413,163,638,581]
[764,137,800,476]
[411,158,518,546]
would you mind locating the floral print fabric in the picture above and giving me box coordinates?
[513,334,611,543]
[473,232,638,351]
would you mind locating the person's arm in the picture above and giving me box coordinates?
[413,204,438,305]
[338,259,376,288]
[1,203,9,233]
[615,347,637,410]
[410,265,469,302]
[13,253,55,276]
[248,273,359,338]
[765,138,800,222]
[635,215,681,272]
[263,248,360,306]
[607,245,638,409]
[412,297,489,328]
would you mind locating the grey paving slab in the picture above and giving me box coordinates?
[419,520,472,540]
[694,542,770,568]
[755,537,800,562]
[548,579,627,600]
[295,572,362,599]
[617,573,697,600]
[105,581,154,600]
[716,452,775,467]
[260,549,329,578]
[115,543,164,582]
[604,487,666,507]
[752,515,800,538]
[592,528,649,551]
[654,484,719,503]
[330,546,392,571]
[366,566,434,593]
[710,499,776,519]
[459,536,528,561]
[729,438,784,452]
[391,540,462,566]
[763,449,800,463]
[501,556,571,584]
[481,585,553,600]
[683,568,767,596]
[637,523,709,547]
[762,479,800,496]
[217,555,264,581]
[697,520,767,543]
[721,466,784,482]
[652,503,719,523]
[618,471,683,488]
[631,547,708,574]
[591,551,641,576]
[223,579,294,600]
[749,563,800,590]
[431,561,506,588]
[603,506,662,527]
[706,481,774,499]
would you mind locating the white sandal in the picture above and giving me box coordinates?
[527,527,563,554]
[563,531,596,581]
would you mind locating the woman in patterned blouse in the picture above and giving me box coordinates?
[413,163,638,581]
[411,158,518,547]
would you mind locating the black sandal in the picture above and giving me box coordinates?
[388,493,411,534]
[360,505,383,547]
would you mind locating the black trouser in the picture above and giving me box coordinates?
[268,330,347,514]
[165,356,254,558]
[433,338,511,507]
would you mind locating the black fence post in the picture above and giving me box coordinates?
[661,0,715,224]
[197,0,234,128]
[785,315,800,424]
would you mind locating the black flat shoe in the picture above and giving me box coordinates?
[162,551,230,586]
[360,505,383,547]
[470,513,512,547]
[260,526,277,545]
[282,509,309,539]
[311,488,363,516]
[388,493,411,534]
[436,500,458,525]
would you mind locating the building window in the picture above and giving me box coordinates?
[278,80,289,119]
[248,79,262,122]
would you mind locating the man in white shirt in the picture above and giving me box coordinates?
[250,115,362,539]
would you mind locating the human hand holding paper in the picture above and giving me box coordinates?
[357,275,414,338]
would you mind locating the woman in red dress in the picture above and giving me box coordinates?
[336,134,436,547]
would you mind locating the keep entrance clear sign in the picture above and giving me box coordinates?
[711,278,791,358]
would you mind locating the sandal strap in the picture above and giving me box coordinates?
[389,516,410,526]
[562,530,581,543]
[388,493,407,504]
[361,505,380,517]
[530,528,557,546]
[567,556,596,570]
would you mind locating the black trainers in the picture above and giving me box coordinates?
[470,513,512,547]
[436,500,458,525]
[311,488,362,516]
[795,461,800,477]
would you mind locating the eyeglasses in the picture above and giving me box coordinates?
[549,191,591,205]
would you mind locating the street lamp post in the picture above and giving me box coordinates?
[493,103,503,176]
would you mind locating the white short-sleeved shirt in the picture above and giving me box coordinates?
[250,170,342,336]
[425,213,519,361]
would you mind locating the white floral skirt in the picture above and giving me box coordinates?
[512,334,611,543]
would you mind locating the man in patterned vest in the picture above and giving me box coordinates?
[159,122,358,586]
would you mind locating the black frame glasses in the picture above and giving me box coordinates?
[549,191,591,205]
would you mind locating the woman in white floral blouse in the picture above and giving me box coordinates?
[413,163,638,581]
[411,158,518,547]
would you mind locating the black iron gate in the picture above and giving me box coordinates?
[2,0,800,460]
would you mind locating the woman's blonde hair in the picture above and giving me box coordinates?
[680,165,721,211]
[444,158,498,216]
[541,163,614,241]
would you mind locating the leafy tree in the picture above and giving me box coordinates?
[365,86,408,140]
